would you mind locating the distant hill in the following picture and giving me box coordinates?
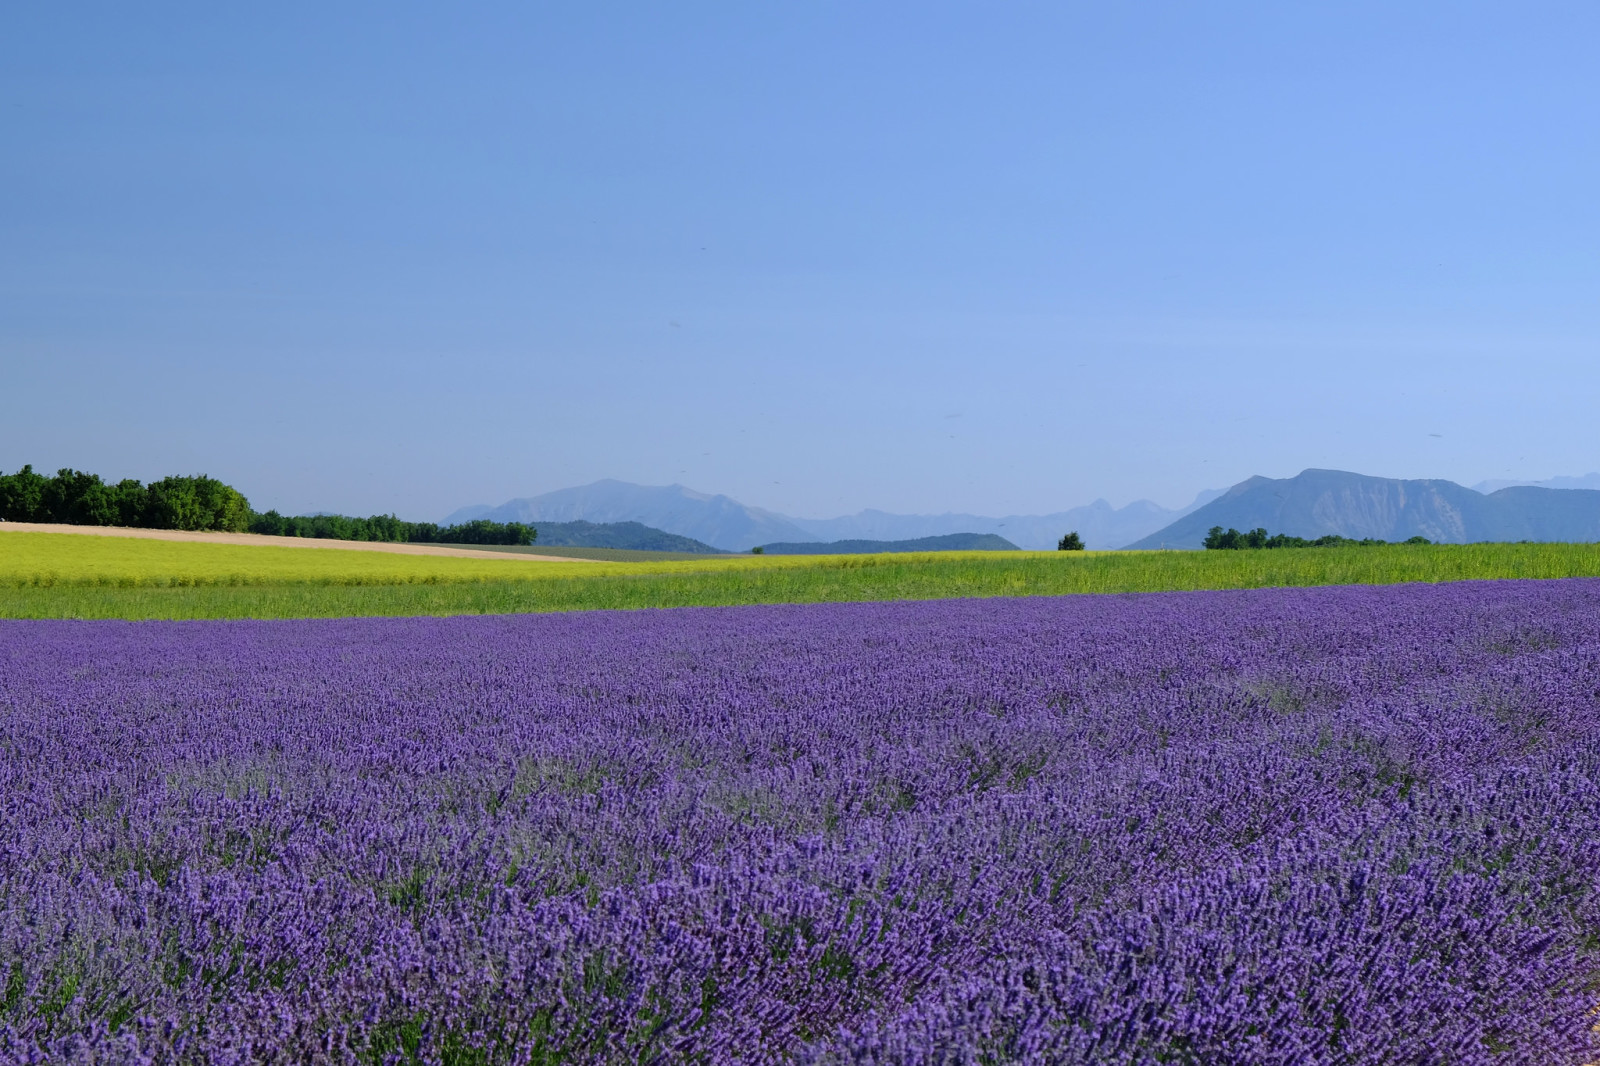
[1127,469,1600,549]
[450,480,1219,551]
[446,480,814,552]
[527,520,724,554]
[785,492,1220,551]
[1473,472,1600,493]
[758,533,1020,555]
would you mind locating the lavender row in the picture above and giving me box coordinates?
[3,582,1600,1062]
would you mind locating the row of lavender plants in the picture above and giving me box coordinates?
[4,582,1600,1063]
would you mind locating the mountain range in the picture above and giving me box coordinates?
[446,480,1220,552]
[451,470,1600,553]
[447,481,814,552]
[782,495,1224,552]
[1471,473,1600,493]
[1128,469,1600,549]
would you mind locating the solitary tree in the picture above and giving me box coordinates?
[1057,531,1084,551]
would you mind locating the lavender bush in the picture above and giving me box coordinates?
[4,582,1600,1063]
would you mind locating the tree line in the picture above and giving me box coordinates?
[0,465,533,545]
[1203,525,1431,550]
[248,511,533,545]
[0,465,251,532]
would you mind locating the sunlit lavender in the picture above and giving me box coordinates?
[5,583,1600,1063]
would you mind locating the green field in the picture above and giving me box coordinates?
[4,529,1600,619]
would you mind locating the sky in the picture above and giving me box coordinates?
[4,3,1598,521]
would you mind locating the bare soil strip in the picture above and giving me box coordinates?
[0,523,591,563]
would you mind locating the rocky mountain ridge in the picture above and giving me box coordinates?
[1129,469,1600,549]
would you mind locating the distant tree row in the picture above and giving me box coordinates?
[0,465,251,531]
[249,511,534,546]
[1,465,533,545]
[1203,526,1431,550]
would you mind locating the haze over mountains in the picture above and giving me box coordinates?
[453,470,1600,553]
[1129,469,1600,549]
[1471,473,1600,494]
[782,497,1224,553]
[448,482,814,552]
[447,480,1222,552]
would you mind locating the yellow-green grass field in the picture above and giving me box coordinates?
[4,528,1600,620]
[0,530,622,587]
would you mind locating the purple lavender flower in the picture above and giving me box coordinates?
[3,580,1599,1062]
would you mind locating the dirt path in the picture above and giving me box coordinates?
[0,522,594,563]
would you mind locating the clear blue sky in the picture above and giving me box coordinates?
[5,3,1598,520]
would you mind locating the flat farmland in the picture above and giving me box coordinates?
[0,529,607,586]
[6,528,1600,619]
[4,582,1599,1061]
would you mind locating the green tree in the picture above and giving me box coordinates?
[39,469,124,526]
[250,509,290,536]
[435,518,535,545]
[0,465,49,522]
[145,475,251,531]
[197,477,252,532]
[111,479,148,526]
[251,512,535,546]
[1057,531,1084,551]
[1204,525,1429,550]
[1204,526,1245,549]
[144,477,202,530]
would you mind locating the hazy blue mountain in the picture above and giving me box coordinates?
[785,491,1222,551]
[530,520,724,554]
[446,480,817,552]
[450,480,1223,552]
[1473,473,1600,493]
[442,503,494,523]
[758,533,1020,555]
[1127,469,1600,549]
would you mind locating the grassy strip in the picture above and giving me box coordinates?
[451,544,734,562]
[3,540,1600,619]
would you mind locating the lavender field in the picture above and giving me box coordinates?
[5,583,1600,1063]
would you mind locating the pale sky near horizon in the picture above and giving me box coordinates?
[5,3,1598,521]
